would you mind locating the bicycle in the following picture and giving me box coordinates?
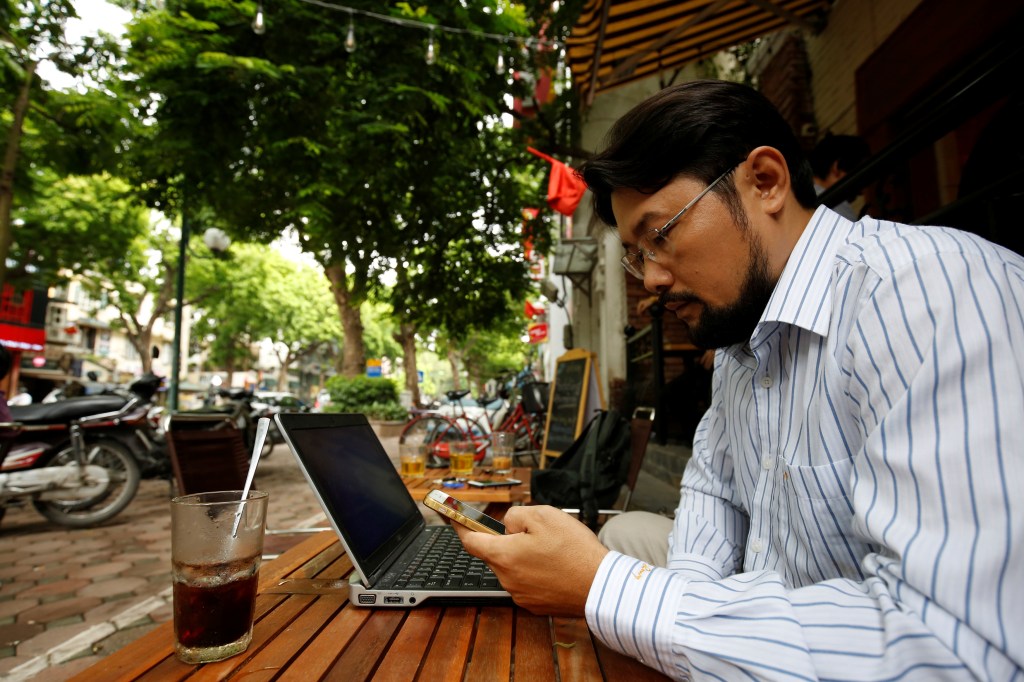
[399,389,491,468]
[491,377,548,465]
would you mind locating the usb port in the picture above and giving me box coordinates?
[357,594,376,604]
[384,596,402,604]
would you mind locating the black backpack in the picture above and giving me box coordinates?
[531,410,632,529]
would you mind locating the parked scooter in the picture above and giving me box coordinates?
[0,377,158,527]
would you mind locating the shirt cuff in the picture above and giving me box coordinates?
[585,551,686,673]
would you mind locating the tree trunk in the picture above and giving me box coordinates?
[0,61,37,290]
[277,349,291,391]
[447,348,462,390]
[324,263,366,377]
[394,322,421,407]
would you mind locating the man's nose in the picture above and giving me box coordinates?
[642,259,672,295]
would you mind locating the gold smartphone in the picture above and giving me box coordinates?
[424,489,506,535]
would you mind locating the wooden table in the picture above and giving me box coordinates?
[71,532,670,681]
[402,467,532,512]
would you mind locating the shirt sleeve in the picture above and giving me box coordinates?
[586,241,1024,680]
[665,358,749,582]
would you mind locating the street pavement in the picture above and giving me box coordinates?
[0,432,682,681]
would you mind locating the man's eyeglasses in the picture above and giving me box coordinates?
[620,165,737,279]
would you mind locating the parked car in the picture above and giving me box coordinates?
[253,391,311,415]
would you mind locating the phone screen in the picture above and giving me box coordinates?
[425,490,506,535]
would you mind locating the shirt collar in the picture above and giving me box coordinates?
[754,205,852,342]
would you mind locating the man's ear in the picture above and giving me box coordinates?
[744,146,789,215]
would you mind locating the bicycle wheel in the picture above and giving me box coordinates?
[400,415,467,467]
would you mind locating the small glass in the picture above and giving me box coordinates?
[449,440,476,477]
[491,432,514,474]
[171,490,268,664]
[399,442,427,477]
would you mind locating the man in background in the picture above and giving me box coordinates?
[809,132,870,219]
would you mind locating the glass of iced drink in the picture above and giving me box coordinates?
[448,440,476,476]
[399,442,427,477]
[171,490,268,664]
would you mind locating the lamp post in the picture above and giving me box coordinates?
[168,221,231,411]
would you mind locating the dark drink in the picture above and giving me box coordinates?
[173,557,259,662]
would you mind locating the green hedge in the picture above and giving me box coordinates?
[323,375,408,421]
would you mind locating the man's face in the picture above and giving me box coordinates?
[612,175,777,349]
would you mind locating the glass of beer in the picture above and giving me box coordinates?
[491,431,514,473]
[449,440,476,477]
[171,490,268,664]
[399,442,427,477]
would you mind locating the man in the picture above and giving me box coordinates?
[455,80,1023,680]
[809,132,870,220]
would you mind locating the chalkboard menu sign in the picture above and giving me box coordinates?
[541,349,604,463]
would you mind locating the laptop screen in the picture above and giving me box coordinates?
[275,413,423,584]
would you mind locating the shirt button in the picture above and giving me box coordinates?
[750,537,764,553]
[760,375,773,388]
[761,455,775,470]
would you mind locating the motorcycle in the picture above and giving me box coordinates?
[0,377,157,527]
[178,387,273,458]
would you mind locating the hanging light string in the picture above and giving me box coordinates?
[256,0,565,53]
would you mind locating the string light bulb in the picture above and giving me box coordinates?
[344,12,356,53]
[425,29,437,65]
[252,1,266,35]
[495,47,505,74]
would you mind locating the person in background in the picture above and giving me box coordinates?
[809,131,870,220]
[454,80,1022,680]
[0,344,14,425]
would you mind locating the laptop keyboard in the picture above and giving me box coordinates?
[391,527,501,590]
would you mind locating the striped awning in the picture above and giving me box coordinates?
[567,0,832,106]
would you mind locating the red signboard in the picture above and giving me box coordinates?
[527,322,548,344]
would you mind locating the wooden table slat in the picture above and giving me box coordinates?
[513,610,557,682]
[325,609,406,680]
[371,606,444,682]
[465,607,514,681]
[552,616,605,682]
[275,605,372,681]
[592,639,673,681]
[417,607,477,682]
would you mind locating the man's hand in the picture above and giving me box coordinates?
[452,505,608,616]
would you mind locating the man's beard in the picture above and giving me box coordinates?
[661,232,776,349]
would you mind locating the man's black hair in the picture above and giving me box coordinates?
[578,80,818,227]
[809,133,870,179]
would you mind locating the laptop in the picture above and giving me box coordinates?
[274,412,511,608]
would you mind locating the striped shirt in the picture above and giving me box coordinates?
[586,206,1024,680]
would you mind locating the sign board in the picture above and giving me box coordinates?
[366,359,382,378]
[540,348,604,464]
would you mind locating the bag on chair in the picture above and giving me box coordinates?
[530,410,631,528]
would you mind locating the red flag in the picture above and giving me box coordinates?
[526,147,587,217]
[524,300,544,319]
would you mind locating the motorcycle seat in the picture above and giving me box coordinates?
[9,395,129,425]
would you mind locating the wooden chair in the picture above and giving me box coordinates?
[165,413,328,558]
[560,406,656,520]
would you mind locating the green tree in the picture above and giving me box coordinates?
[1,0,129,289]
[117,0,552,383]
